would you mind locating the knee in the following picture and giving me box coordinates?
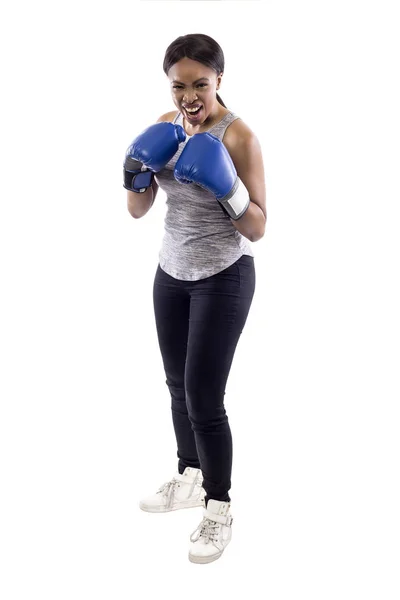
[185,385,227,427]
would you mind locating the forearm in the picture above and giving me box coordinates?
[229,200,266,242]
[127,180,157,219]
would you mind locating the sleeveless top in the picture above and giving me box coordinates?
[154,110,255,281]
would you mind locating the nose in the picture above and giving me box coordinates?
[183,88,198,104]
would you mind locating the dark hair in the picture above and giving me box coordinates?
[163,33,227,108]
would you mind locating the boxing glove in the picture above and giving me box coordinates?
[124,122,186,193]
[174,132,250,220]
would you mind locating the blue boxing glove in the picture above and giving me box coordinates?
[174,133,250,220]
[124,122,186,193]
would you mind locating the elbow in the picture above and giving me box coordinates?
[127,205,144,219]
[250,232,264,243]
[250,219,267,242]
[249,205,267,242]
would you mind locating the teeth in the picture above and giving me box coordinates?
[186,106,201,113]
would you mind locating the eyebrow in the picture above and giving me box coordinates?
[171,77,210,84]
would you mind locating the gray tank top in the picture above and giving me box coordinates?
[154,110,254,281]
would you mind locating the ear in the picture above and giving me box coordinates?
[216,72,223,90]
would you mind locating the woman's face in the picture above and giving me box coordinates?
[168,57,222,126]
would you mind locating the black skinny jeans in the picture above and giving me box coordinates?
[153,254,256,506]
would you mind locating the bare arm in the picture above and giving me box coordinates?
[223,124,267,242]
[127,178,159,219]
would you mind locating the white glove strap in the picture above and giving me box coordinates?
[218,178,250,220]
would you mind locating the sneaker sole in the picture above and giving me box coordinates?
[139,498,205,513]
[188,550,223,564]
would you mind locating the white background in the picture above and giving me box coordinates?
[0,0,399,598]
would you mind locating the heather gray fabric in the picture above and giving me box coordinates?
[154,110,254,281]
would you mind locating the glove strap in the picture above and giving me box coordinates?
[218,178,250,220]
[123,157,154,193]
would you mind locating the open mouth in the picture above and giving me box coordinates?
[184,105,203,120]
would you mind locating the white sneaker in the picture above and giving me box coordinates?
[188,499,233,564]
[139,467,206,513]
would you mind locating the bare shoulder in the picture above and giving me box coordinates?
[223,117,256,150]
[223,117,263,171]
[156,110,180,123]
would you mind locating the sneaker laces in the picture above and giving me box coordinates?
[157,479,180,509]
[190,517,220,545]
[157,471,204,509]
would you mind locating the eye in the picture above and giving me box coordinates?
[172,83,207,90]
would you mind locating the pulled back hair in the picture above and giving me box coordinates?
[163,33,227,108]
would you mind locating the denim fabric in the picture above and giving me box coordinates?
[153,254,256,505]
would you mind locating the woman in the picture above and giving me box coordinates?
[124,33,266,564]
